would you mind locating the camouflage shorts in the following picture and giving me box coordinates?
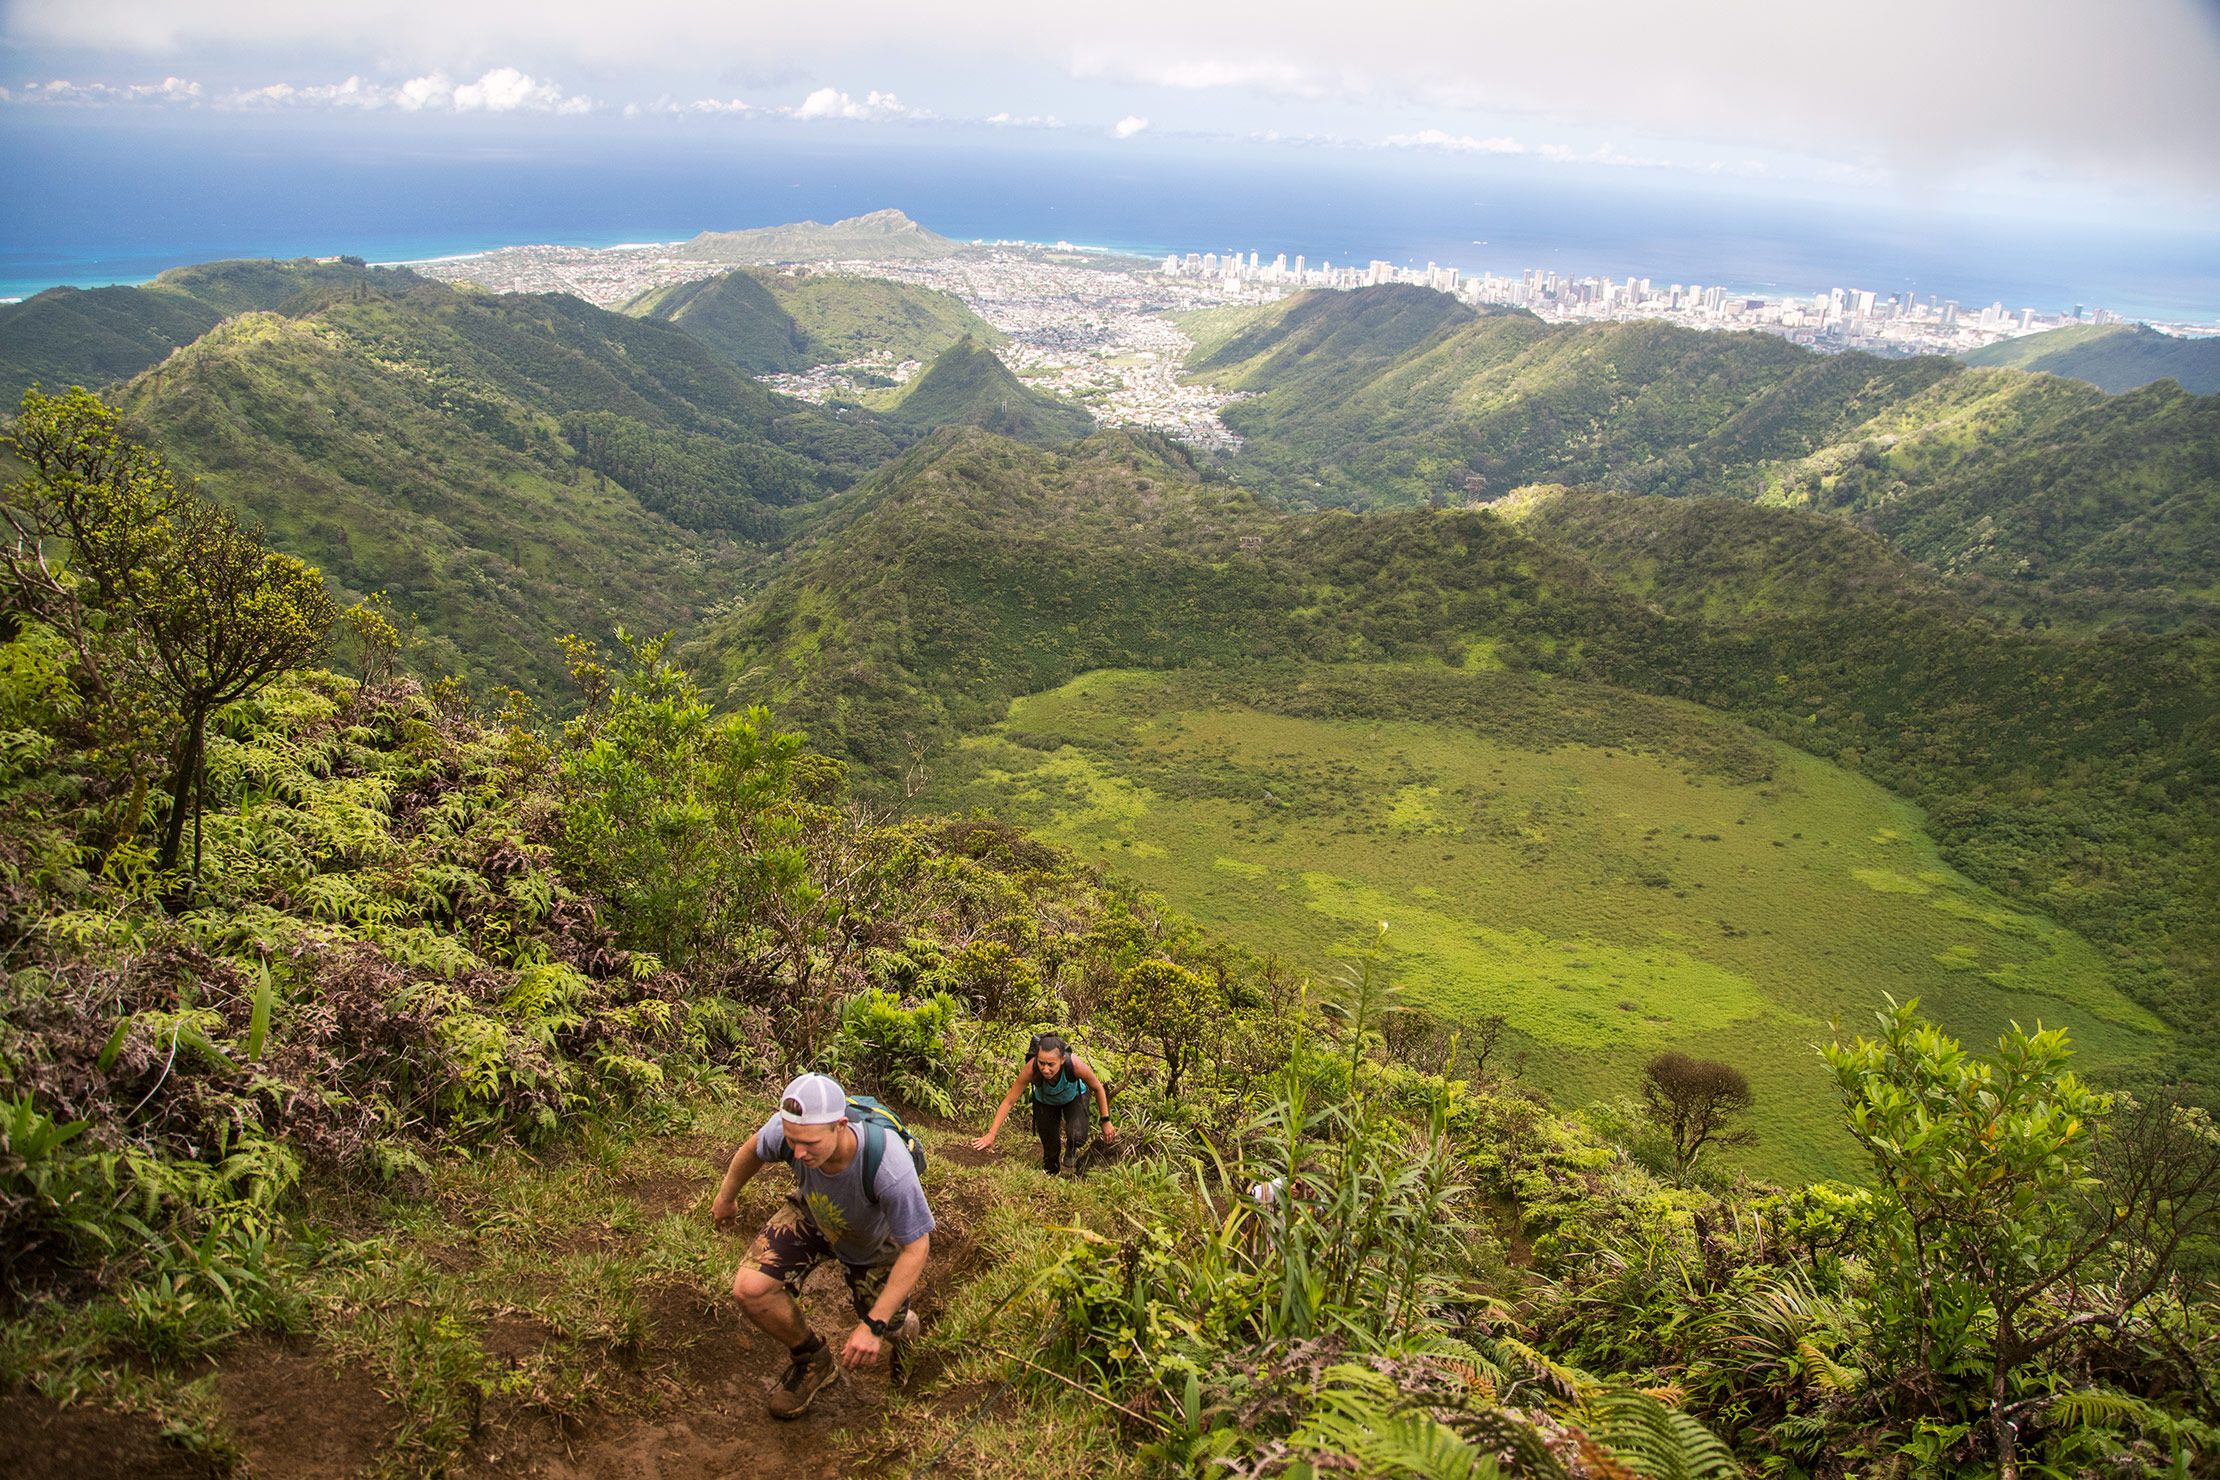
[739,1195,905,1319]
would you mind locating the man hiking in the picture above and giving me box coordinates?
[971,1032,1116,1174]
[712,1073,933,1419]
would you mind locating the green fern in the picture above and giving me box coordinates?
[1574,1388,1739,1480]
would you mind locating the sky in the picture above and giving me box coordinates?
[5,0,2220,228]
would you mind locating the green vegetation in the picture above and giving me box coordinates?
[922,666,2164,1183]
[109,275,896,703]
[882,336,1098,444]
[4,401,2217,1479]
[695,430,2215,1117]
[623,266,1000,374]
[621,268,817,373]
[1184,286,2220,627]
[676,207,964,264]
[1962,321,2220,395]
[0,256,387,404]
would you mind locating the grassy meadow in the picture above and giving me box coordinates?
[924,666,2166,1184]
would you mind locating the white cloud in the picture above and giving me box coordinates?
[1112,114,1147,137]
[8,75,200,104]
[7,0,2218,193]
[42,65,598,113]
[790,86,916,120]
[452,65,565,112]
[1386,128,1522,154]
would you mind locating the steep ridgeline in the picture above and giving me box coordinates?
[0,257,390,404]
[880,336,1096,445]
[1189,287,2220,628]
[624,267,1002,375]
[687,426,1633,771]
[1961,322,2220,396]
[116,275,902,703]
[695,431,2219,1104]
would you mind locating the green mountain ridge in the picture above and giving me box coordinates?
[0,256,393,404]
[1961,321,2220,395]
[1185,286,2220,628]
[881,336,1096,444]
[115,275,895,702]
[624,267,1002,375]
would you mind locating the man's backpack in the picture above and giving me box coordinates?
[772,1095,926,1205]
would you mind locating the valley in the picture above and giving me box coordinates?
[925,666,2164,1184]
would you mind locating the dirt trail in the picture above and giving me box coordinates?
[10,1124,1030,1480]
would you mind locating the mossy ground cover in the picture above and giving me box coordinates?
[924,666,2165,1184]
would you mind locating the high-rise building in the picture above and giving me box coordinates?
[1163,254,1182,275]
[1184,253,1202,273]
[1941,300,1960,328]
[1202,252,1219,275]
[1293,254,1305,280]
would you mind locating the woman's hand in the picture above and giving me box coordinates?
[1100,1121,1118,1143]
[970,1132,996,1152]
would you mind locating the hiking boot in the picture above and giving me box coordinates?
[767,1342,839,1419]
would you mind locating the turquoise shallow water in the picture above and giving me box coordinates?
[5,112,2216,321]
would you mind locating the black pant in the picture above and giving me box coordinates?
[1032,1095,1090,1173]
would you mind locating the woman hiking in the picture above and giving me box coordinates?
[972,1032,1116,1174]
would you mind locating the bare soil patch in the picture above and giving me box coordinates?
[0,1395,213,1480]
[213,1336,402,1480]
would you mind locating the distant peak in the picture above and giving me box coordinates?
[835,209,925,234]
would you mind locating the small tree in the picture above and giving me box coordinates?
[1639,1050,1757,1175]
[2,389,338,876]
[139,497,338,873]
[1111,958,1216,1099]
[1825,997,2220,1479]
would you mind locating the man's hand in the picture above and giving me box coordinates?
[1101,1120,1118,1143]
[969,1133,996,1152]
[842,1322,884,1369]
[711,1193,739,1232]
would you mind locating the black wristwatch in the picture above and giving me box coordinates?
[863,1314,891,1337]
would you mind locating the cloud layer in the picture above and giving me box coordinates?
[9,0,2220,191]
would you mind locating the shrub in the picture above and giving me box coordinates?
[821,988,962,1117]
[1110,959,1217,1099]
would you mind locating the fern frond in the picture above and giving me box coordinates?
[1796,1338,1865,1394]
[1577,1387,1739,1480]
[2046,1389,2163,1434]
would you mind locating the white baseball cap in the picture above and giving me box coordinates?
[779,1073,848,1125]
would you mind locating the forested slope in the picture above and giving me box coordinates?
[1962,321,2220,395]
[882,337,1096,444]
[1190,287,2220,627]
[117,276,901,701]
[0,257,392,403]
[697,436,2220,1104]
[623,267,999,375]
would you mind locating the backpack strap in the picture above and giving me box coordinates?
[857,1116,886,1206]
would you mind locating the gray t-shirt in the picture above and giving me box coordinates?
[755,1116,936,1265]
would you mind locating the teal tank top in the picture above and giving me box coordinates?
[1031,1057,1087,1107]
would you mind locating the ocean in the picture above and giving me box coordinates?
[5,111,2217,322]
